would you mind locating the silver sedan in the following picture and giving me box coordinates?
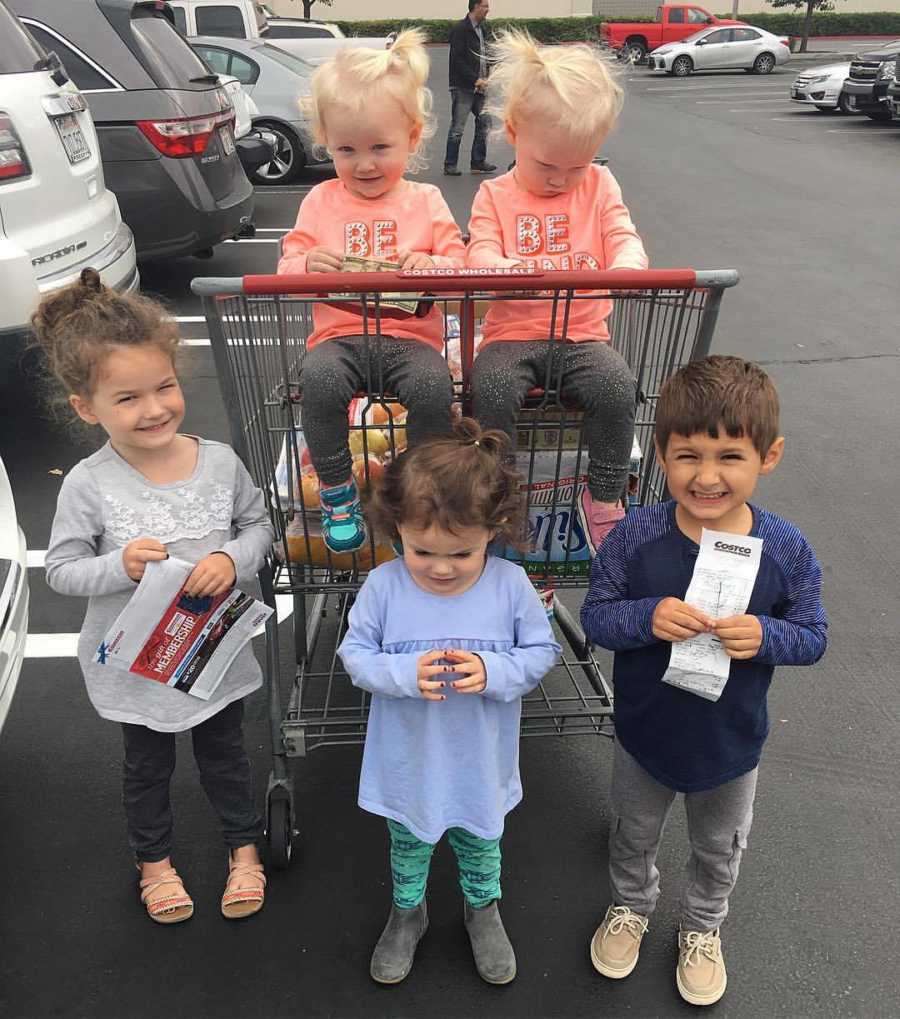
[191,36,329,185]
[649,26,791,77]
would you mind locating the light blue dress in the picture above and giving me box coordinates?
[338,556,560,844]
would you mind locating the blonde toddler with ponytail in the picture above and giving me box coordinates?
[467,31,649,552]
[278,30,465,555]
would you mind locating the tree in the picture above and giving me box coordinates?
[765,0,842,52]
[296,0,333,19]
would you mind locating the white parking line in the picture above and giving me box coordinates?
[175,315,205,323]
[27,550,45,569]
[826,128,900,134]
[224,238,280,244]
[181,338,211,346]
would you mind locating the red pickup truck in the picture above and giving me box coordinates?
[599,5,743,64]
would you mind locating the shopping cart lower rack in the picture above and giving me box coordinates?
[192,267,739,866]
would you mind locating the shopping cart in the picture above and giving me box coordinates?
[192,267,739,866]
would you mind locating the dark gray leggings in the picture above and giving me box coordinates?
[472,340,637,502]
[300,335,454,486]
[122,698,262,863]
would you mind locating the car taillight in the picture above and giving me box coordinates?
[0,114,30,182]
[136,110,234,159]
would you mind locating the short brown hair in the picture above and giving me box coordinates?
[366,418,527,549]
[655,356,780,457]
[31,267,179,399]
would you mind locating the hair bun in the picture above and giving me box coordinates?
[79,267,102,292]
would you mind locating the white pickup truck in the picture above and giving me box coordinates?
[167,1,392,63]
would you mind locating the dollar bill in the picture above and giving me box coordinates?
[337,255,421,315]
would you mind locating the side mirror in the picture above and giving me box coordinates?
[695,38,708,46]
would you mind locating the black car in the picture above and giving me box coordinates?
[12,0,254,260]
[842,41,900,122]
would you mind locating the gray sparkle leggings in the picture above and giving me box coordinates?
[300,335,454,486]
[387,819,502,909]
[608,741,758,932]
[472,340,637,502]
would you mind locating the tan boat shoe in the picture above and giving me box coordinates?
[590,904,649,979]
[676,928,727,1005]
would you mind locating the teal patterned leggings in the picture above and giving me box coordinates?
[387,819,502,909]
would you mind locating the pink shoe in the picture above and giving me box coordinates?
[580,490,625,551]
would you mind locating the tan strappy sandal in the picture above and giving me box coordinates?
[221,853,266,920]
[138,866,194,925]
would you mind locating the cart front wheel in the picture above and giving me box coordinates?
[267,795,294,869]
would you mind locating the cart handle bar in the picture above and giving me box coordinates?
[191,268,739,298]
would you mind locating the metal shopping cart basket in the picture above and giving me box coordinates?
[191,267,739,866]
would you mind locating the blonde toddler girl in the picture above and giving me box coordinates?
[467,32,648,550]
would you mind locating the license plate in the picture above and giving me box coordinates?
[791,88,801,98]
[54,112,90,164]
[218,125,235,156]
[847,96,857,109]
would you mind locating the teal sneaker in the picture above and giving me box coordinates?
[319,478,366,553]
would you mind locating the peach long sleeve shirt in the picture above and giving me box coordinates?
[278,178,466,351]
[466,165,648,345]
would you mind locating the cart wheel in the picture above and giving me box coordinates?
[267,796,294,870]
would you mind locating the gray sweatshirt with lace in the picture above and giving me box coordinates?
[45,438,274,732]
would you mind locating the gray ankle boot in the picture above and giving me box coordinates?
[369,901,428,984]
[464,899,517,984]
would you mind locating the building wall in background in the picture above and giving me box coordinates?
[271,1,593,17]
[590,0,900,15]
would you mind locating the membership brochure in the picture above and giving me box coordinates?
[97,557,273,701]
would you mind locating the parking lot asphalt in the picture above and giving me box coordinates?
[2,51,899,1019]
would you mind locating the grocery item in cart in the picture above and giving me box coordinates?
[272,397,406,569]
[505,433,642,578]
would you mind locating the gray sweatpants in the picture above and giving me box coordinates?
[608,740,757,932]
[300,335,454,486]
[471,340,636,502]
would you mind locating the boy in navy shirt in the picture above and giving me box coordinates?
[581,356,827,1006]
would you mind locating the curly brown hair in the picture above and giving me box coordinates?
[366,418,528,550]
[31,267,180,399]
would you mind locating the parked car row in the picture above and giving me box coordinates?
[2,0,339,359]
[789,42,900,120]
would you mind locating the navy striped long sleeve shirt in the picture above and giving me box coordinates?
[580,502,827,792]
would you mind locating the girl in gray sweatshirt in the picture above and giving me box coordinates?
[39,269,273,926]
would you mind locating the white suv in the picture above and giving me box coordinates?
[0,1,137,358]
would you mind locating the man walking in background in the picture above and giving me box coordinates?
[444,0,496,176]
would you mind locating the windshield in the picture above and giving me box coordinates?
[258,43,314,77]
[682,28,714,44]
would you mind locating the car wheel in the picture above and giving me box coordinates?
[622,39,648,64]
[250,121,306,185]
[671,55,693,77]
[864,107,893,122]
[837,92,853,114]
[752,52,776,74]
